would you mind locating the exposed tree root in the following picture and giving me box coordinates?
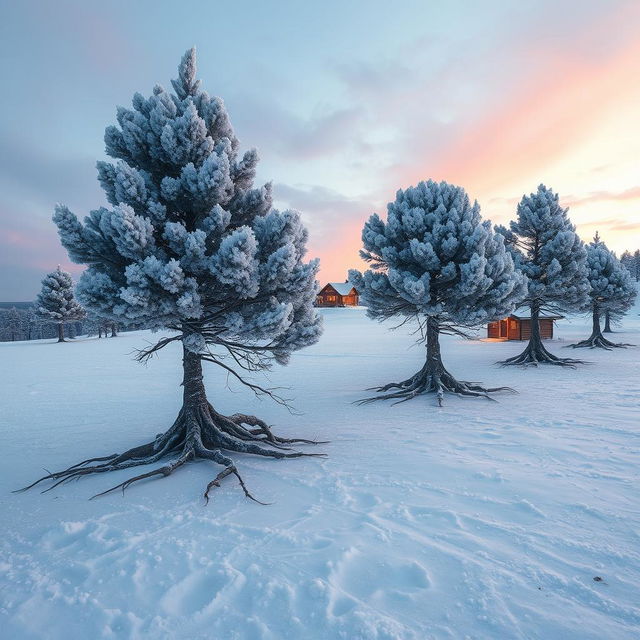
[499,340,585,367]
[570,308,633,349]
[569,334,632,350]
[16,404,324,504]
[358,361,514,406]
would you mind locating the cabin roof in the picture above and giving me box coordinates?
[508,313,563,320]
[326,282,357,296]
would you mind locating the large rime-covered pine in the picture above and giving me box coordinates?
[349,180,527,405]
[35,266,85,342]
[496,185,589,367]
[570,233,636,349]
[23,49,323,502]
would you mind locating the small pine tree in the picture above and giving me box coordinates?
[349,179,527,405]
[35,267,85,342]
[604,249,637,324]
[570,234,636,348]
[85,312,119,339]
[620,249,640,281]
[24,49,322,501]
[83,313,102,338]
[620,250,633,274]
[496,185,589,366]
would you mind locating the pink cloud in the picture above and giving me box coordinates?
[565,186,640,207]
[0,218,82,277]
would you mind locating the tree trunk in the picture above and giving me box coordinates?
[592,306,600,336]
[20,341,321,502]
[500,301,583,366]
[57,322,66,343]
[111,323,118,337]
[570,303,631,349]
[530,303,541,344]
[425,317,446,398]
[603,311,612,333]
[182,347,208,411]
[359,315,511,405]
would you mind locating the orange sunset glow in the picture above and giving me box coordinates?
[295,4,640,283]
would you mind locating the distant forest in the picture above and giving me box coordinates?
[0,303,124,342]
[1,247,638,343]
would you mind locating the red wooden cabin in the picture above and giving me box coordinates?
[316,282,359,307]
[487,313,562,340]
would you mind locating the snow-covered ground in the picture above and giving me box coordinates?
[1,301,639,640]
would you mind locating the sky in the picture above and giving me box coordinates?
[0,0,639,300]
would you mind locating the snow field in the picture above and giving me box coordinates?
[1,303,639,639]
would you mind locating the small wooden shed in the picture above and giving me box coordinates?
[487,313,562,341]
[316,282,359,307]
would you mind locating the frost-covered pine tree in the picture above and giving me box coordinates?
[83,313,104,338]
[85,311,118,338]
[496,185,589,366]
[603,306,630,333]
[35,266,85,342]
[5,307,23,341]
[349,180,527,405]
[620,250,633,277]
[570,233,636,349]
[24,307,41,341]
[602,310,616,333]
[23,49,322,502]
[633,250,640,281]
[620,249,640,281]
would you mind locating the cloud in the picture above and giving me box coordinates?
[230,94,365,162]
[273,182,378,280]
[577,217,640,234]
[608,221,640,232]
[275,183,376,222]
[333,59,414,101]
[0,137,103,298]
[402,40,640,197]
[0,136,102,213]
[0,212,81,300]
[2,0,639,297]
[565,186,640,207]
[319,2,640,204]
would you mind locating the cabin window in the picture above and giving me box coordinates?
[327,295,336,302]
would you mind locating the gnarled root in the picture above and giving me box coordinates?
[499,340,584,367]
[569,334,632,350]
[16,404,325,503]
[358,363,514,406]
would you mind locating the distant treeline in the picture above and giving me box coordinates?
[0,303,130,343]
[621,250,640,280]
